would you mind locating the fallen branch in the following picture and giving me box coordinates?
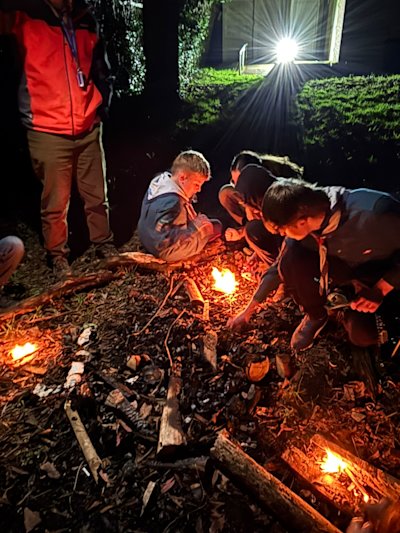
[64,400,103,483]
[103,252,184,272]
[0,270,121,321]
[211,430,340,533]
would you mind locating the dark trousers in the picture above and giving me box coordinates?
[27,126,113,258]
[245,220,282,266]
[279,241,379,347]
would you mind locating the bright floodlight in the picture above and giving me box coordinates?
[275,38,298,64]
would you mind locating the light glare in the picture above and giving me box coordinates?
[276,38,298,64]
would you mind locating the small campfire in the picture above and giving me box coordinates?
[10,342,39,364]
[319,448,370,503]
[211,267,237,295]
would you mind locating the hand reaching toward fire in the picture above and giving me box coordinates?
[346,498,400,533]
[224,227,244,242]
[227,299,259,330]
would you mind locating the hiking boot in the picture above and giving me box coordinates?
[52,257,72,280]
[290,314,328,351]
[95,243,119,259]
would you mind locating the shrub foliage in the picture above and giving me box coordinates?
[296,75,400,190]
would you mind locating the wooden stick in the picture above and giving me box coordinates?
[103,252,184,272]
[183,278,204,305]
[157,372,187,457]
[202,329,218,370]
[64,400,103,483]
[211,430,341,533]
[312,434,400,501]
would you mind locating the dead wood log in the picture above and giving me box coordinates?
[351,346,379,400]
[0,270,121,321]
[64,400,103,483]
[211,430,341,533]
[157,358,186,457]
[312,434,400,501]
[183,278,204,305]
[282,446,356,515]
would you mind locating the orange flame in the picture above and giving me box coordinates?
[212,267,237,294]
[10,342,38,361]
[320,449,348,473]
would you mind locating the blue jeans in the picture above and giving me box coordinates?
[0,236,24,287]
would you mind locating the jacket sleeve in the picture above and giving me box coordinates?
[91,36,114,120]
[155,196,209,262]
[253,262,281,302]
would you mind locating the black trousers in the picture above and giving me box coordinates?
[245,219,282,266]
[279,241,380,347]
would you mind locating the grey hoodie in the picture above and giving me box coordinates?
[137,172,210,262]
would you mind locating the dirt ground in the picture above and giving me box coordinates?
[1,219,400,533]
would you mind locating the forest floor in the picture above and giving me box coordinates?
[1,221,400,533]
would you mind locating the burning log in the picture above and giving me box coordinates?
[183,278,204,306]
[157,359,187,458]
[211,430,341,533]
[0,271,121,321]
[282,446,358,516]
[312,434,400,502]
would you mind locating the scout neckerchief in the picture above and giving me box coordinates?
[311,209,342,296]
[44,0,85,88]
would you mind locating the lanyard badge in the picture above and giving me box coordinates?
[60,15,86,89]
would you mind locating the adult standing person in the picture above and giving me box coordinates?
[0,0,116,278]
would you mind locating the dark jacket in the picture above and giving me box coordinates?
[254,187,400,302]
[138,172,211,262]
[0,0,113,135]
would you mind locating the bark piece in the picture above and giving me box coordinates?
[157,359,187,457]
[211,430,340,533]
[202,330,218,370]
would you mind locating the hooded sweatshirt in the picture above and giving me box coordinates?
[254,186,400,302]
[138,172,210,262]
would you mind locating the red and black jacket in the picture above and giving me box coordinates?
[0,0,113,136]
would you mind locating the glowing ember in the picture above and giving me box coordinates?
[320,449,348,473]
[212,267,237,294]
[10,342,38,361]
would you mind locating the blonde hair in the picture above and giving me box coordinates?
[171,150,211,180]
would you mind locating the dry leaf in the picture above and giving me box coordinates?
[127,355,142,371]
[246,357,270,382]
[40,461,61,479]
[24,507,41,533]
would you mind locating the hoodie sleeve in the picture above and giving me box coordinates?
[153,196,210,262]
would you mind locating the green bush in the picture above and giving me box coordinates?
[296,75,400,189]
[177,67,263,130]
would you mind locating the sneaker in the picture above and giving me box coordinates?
[290,314,328,351]
[52,257,72,279]
[95,243,119,259]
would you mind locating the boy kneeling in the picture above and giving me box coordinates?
[138,151,221,262]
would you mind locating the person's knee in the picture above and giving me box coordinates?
[342,311,379,347]
[2,236,24,262]
[218,184,234,208]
